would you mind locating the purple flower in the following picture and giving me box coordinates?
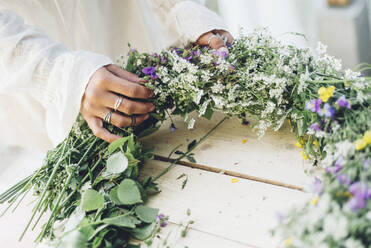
[363,159,371,169]
[212,49,227,59]
[142,66,158,79]
[337,174,352,185]
[305,99,322,113]
[193,50,201,56]
[156,213,168,227]
[337,95,351,109]
[184,55,193,61]
[226,42,232,48]
[318,103,335,118]
[153,53,158,58]
[312,178,323,195]
[347,196,366,212]
[309,123,321,132]
[127,48,137,55]
[170,123,176,132]
[160,57,168,64]
[349,182,369,198]
[333,156,344,173]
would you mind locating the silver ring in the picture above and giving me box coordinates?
[114,96,123,112]
[130,115,136,127]
[207,34,218,46]
[103,111,112,124]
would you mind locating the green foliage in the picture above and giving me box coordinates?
[81,189,104,212]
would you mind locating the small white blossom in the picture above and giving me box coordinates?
[187,118,195,129]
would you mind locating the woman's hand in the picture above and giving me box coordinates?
[196,29,234,53]
[80,64,154,143]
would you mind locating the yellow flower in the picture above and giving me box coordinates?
[328,85,335,93]
[355,139,367,151]
[318,86,335,102]
[313,140,319,148]
[231,178,239,183]
[363,130,371,144]
[317,86,326,95]
[310,196,319,206]
[300,150,309,160]
[295,141,303,148]
[284,237,292,247]
[242,139,247,144]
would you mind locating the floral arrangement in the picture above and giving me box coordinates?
[0,29,370,247]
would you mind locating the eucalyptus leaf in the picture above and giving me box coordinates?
[81,189,104,212]
[117,179,143,205]
[135,205,159,223]
[106,152,128,174]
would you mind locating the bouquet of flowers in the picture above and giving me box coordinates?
[0,29,369,247]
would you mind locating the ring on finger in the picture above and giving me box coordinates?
[103,111,112,124]
[114,95,124,112]
[130,115,136,127]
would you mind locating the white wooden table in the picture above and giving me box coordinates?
[0,113,316,248]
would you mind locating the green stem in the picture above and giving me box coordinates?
[19,136,70,241]
[36,137,99,242]
[153,116,228,181]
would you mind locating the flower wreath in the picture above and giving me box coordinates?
[1,29,370,248]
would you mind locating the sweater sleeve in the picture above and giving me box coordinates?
[0,8,113,145]
[147,0,227,45]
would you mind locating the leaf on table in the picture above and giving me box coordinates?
[117,179,143,205]
[131,222,156,240]
[135,205,159,223]
[81,189,104,212]
[106,152,128,174]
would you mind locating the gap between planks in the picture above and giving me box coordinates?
[153,155,304,192]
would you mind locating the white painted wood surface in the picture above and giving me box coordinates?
[0,114,316,247]
[140,160,312,248]
[142,112,316,188]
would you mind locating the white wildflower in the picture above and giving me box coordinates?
[211,83,225,94]
[200,54,212,64]
[316,42,327,55]
[193,90,204,104]
[199,100,210,117]
[187,118,195,129]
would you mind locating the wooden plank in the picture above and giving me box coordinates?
[141,160,312,248]
[141,112,317,188]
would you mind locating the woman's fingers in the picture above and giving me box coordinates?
[106,64,141,83]
[105,73,153,99]
[96,107,149,128]
[85,116,122,143]
[215,30,234,44]
[93,91,155,115]
[197,31,226,51]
